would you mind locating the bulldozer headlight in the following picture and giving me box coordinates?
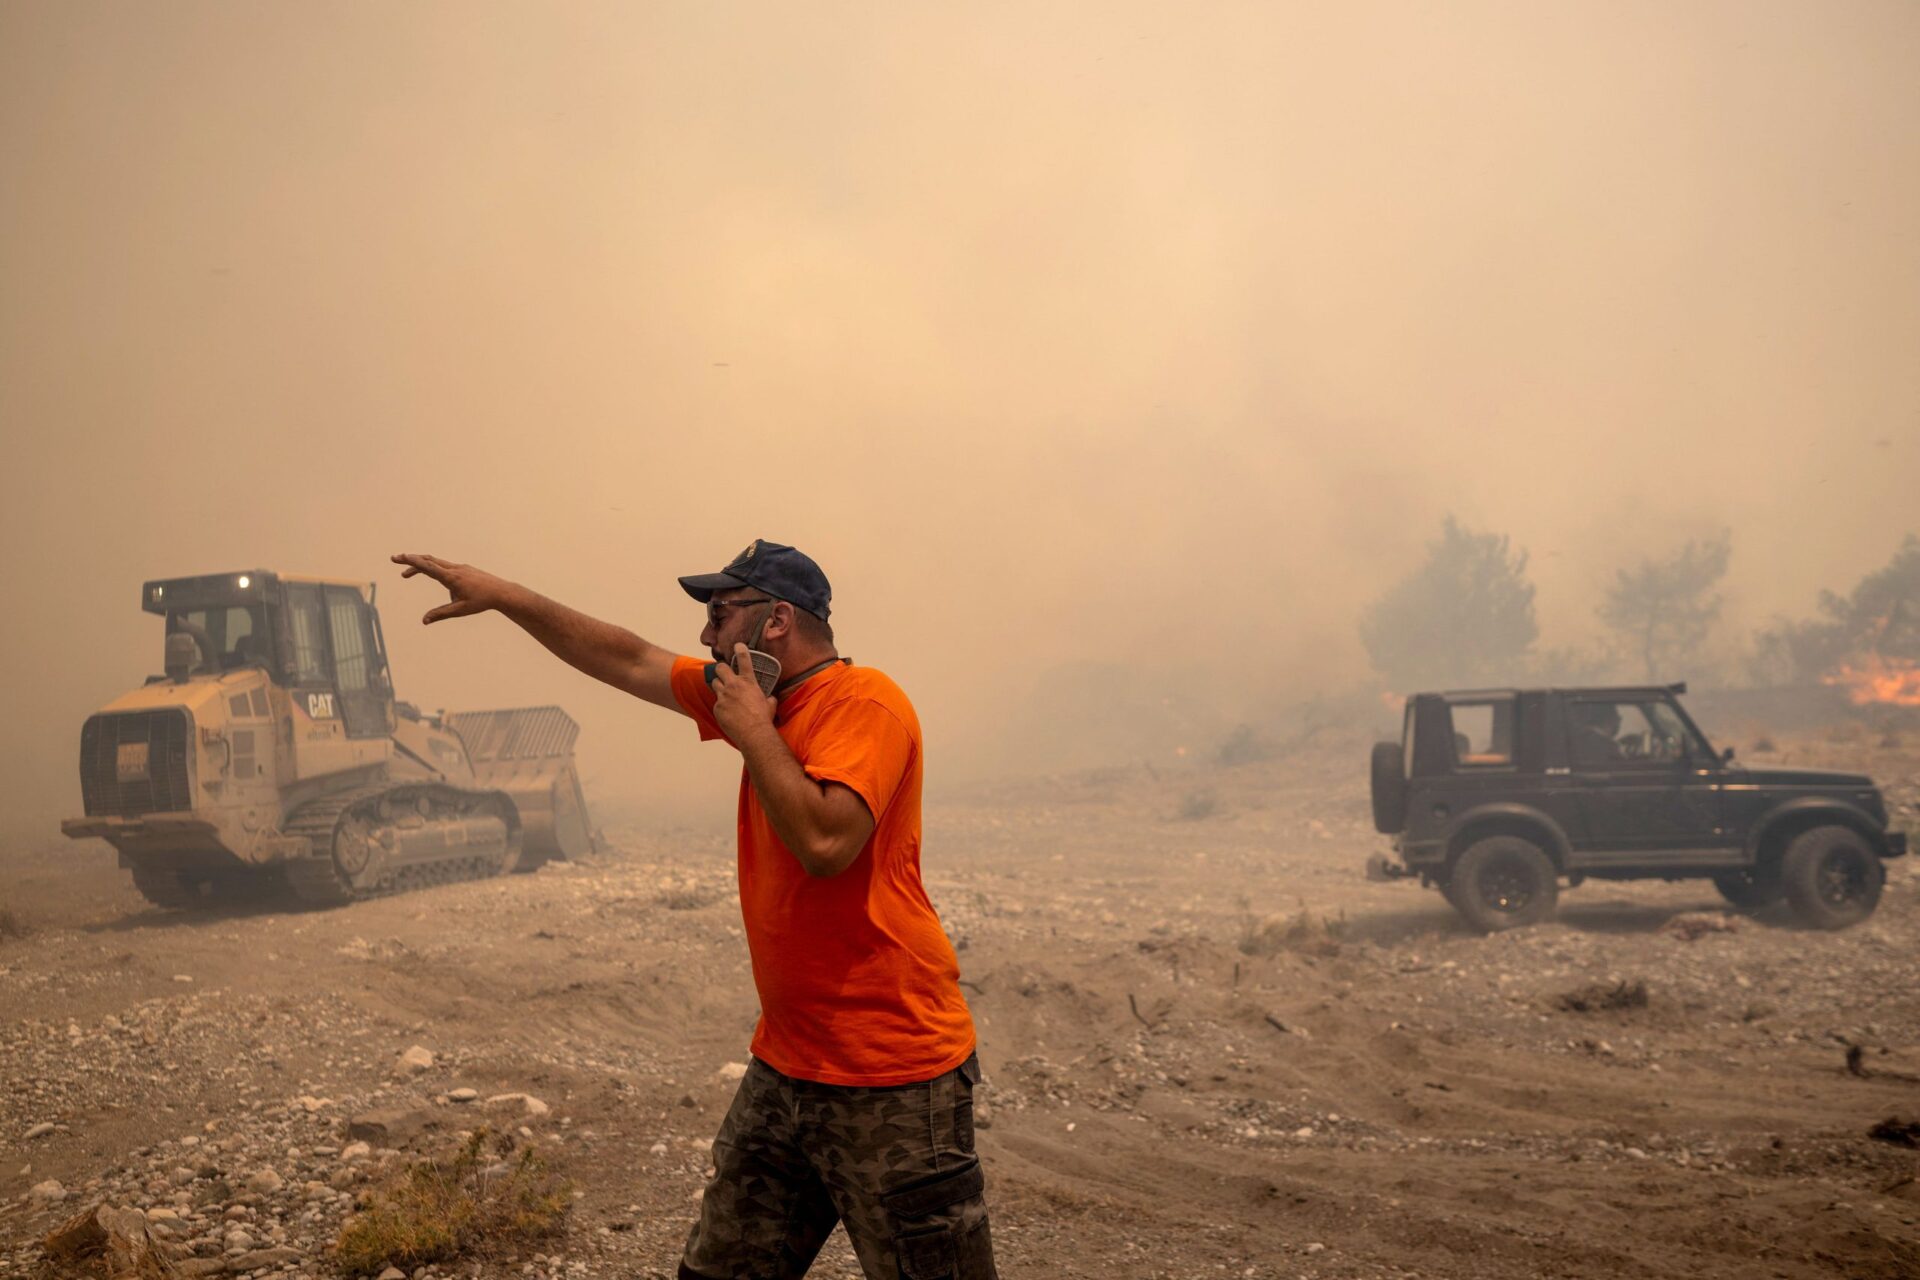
[237,575,251,589]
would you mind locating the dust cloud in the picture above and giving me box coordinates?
[3,1,1917,840]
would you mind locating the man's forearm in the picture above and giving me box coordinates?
[734,723,846,875]
[498,584,672,701]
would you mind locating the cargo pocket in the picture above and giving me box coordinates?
[880,1157,996,1279]
[952,1055,981,1155]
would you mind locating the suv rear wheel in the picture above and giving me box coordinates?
[1447,836,1559,932]
[1712,866,1783,912]
[1780,826,1884,930]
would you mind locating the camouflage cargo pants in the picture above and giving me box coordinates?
[677,1052,998,1280]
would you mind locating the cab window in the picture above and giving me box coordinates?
[326,588,371,693]
[284,585,328,684]
[166,605,263,672]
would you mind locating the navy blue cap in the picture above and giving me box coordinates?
[679,539,832,620]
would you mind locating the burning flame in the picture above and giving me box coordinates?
[1823,654,1920,707]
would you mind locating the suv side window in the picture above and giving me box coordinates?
[1569,699,1702,768]
[1448,697,1515,768]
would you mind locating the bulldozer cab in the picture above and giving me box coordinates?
[143,571,395,739]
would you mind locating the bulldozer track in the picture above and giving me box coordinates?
[281,783,521,908]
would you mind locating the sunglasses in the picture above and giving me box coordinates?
[705,596,777,627]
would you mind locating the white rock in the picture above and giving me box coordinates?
[483,1093,550,1118]
[29,1179,66,1204]
[173,974,194,983]
[715,1062,749,1083]
[24,1122,55,1140]
[294,1096,332,1113]
[378,1267,406,1280]
[1304,1242,1327,1255]
[340,1142,371,1162]
[648,1142,668,1156]
[447,1088,479,1104]
[392,1046,435,1077]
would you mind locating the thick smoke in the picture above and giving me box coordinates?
[3,1,1916,838]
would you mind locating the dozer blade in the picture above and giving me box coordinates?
[443,706,594,868]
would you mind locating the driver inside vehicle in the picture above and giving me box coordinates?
[1569,701,1626,767]
[224,632,266,669]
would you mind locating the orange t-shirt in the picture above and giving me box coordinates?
[669,655,975,1085]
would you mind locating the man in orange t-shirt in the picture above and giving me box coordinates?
[391,541,995,1280]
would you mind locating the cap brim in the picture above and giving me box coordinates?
[677,571,747,603]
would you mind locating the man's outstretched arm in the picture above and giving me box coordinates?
[391,553,684,714]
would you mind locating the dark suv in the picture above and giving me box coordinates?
[1368,683,1907,931]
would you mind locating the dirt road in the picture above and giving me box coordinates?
[4,731,1918,1278]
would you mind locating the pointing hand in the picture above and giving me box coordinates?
[391,553,513,625]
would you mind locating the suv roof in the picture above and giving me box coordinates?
[1428,682,1689,700]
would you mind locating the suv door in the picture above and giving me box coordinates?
[1566,696,1723,857]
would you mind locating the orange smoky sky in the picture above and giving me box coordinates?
[3,1,1916,838]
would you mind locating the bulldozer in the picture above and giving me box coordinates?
[61,570,595,908]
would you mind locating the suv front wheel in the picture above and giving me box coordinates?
[1780,826,1884,930]
[1447,836,1559,932]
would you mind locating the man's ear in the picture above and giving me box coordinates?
[764,601,794,641]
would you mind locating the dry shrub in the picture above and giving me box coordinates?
[333,1130,571,1274]
[1868,1117,1920,1148]
[1239,904,1344,958]
[0,906,26,941]
[1175,789,1220,821]
[1216,724,1272,766]
[1662,912,1742,942]
[656,884,725,911]
[1750,734,1777,754]
[1554,979,1649,1014]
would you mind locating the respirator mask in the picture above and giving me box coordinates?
[703,602,782,696]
